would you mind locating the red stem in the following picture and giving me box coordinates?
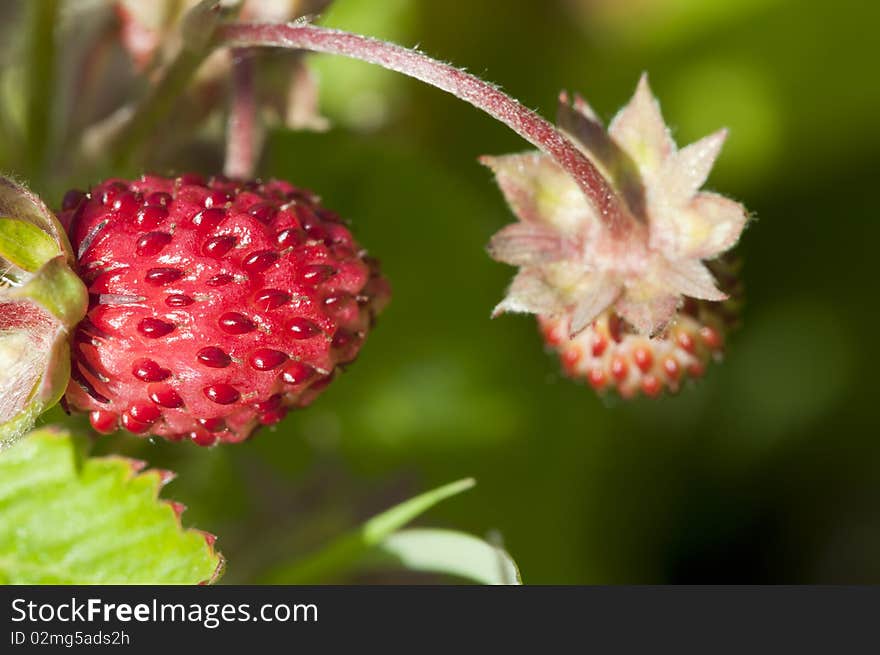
[217,22,631,233]
[224,48,259,179]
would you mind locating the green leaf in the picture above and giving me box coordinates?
[266,477,475,583]
[0,428,223,584]
[0,217,60,273]
[368,528,522,584]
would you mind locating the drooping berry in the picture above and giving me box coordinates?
[61,175,389,443]
[539,258,741,398]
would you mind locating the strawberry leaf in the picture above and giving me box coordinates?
[0,428,223,584]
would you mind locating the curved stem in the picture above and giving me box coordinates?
[217,22,630,234]
[224,49,260,179]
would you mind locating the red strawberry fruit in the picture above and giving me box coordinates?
[60,174,389,445]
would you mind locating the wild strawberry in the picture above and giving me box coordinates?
[59,174,389,444]
[483,75,750,397]
[540,257,742,397]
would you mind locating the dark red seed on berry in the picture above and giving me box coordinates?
[101,182,127,205]
[203,383,240,405]
[641,375,662,397]
[275,228,303,248]
[137,317,175,338]
[62,189,86,211]
[663,357,680,380]
[676,331,695,353]
[146,267,183,285]
[253,289,290,311]
[249,348,288,371]
[254,394,282,412]
[323,293,351,309]
[300,264,335,284]
[305,224,329,242]
[282,361,315,385]
[610,356,628,382]
[198,417,226,432]
[331,328,355,349]
[587,368,606,390]
[136,205,168,229]
[191,430,217,446]
[197,347,231,368]
[248,203,277,223]
[219,312,255,334]
[288,317,320,339]
[561,347,581,369]
[608,314,624,343]
[206,273,233,287]
[192,208,226,230]
[136,231,172,256]
[89,410,118,434]
[633,347,653,373]
[122,413,151,434]
[148,383,184,408]
[202,235,236,258]
[177,173,205,186]
[165,293,194,307]
[129,403,160,423]
[112,192,140,215]
[259,407,287,425]
[204,190,231,208]
[145,191,172,207]
[699,326,722,350]
[132,358,171,382]
[242,250,278,273]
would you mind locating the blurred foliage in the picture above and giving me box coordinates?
[10,0,880,583]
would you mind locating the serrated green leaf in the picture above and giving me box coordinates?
[0,428,223,584]
[266,478,475,583]
[368,528,522,585]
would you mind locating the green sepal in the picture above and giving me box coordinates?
[0,323,70,450]
[0,216,61,273]
[9,255,88,329]
[0,176,75,263]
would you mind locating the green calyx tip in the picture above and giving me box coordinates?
[0,216,61,274]
[8,256,87,329]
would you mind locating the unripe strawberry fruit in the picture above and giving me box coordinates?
[540,259,741,398]
[60,174,389,444]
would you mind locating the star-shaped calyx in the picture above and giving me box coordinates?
[483,73,748,338]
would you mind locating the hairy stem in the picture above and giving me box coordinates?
[24,0,60,183]
[217,22,631,233]
[224,49,260,179]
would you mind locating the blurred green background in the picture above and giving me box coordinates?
[20,0,880,582]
